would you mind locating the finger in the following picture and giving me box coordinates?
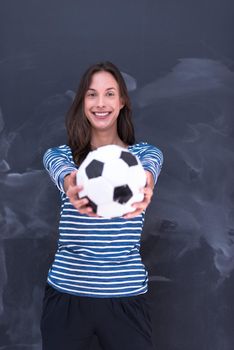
[143,185,153,194]
[67,185,83,199]
[130,200,147,210]
[79,206,99,217]
[123,209,143,219]
[142,188,153,201]
[125,197,151,216]
[140,186,152,200]
[69,197,88,210]
[131,194,151,208]
[69,170,79,186]
[70,198,98,216]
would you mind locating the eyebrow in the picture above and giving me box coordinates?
[87,87,116,91]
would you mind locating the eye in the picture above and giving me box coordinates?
[86,91,96,97]
[107,91,115,97]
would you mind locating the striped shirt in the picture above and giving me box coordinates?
[43,142,163,298]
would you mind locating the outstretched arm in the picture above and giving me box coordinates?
[43,146,97,216]
[43,146,77,193]
[123,170,154,219]
[123,143,163,219]
[64,171,98,216]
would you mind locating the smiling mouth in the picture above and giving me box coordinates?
[92,112,111,117]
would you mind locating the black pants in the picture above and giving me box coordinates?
[40,283,154,350]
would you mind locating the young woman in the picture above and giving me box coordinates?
[40,61,163,350]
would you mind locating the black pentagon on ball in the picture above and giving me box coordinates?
[85,159,104,179]
[82,196,98,214]
[120,151,138,167]
[113,185,133,204]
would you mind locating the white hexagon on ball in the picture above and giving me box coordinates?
[102,158,129,187]
[87,177,113,205]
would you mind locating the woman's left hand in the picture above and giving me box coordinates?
[122,171,154,219]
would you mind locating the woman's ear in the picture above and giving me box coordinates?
[120,98,125,109]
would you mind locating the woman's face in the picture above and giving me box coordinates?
[84,71,124,133]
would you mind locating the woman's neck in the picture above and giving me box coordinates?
[90,132,128,150]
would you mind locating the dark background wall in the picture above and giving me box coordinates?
[1,1,234,349]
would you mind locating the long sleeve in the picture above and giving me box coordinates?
[138,142,164,185]
[43,145,77,193]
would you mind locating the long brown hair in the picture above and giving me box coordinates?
[66,61,135,165]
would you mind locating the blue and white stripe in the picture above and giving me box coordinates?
[43,142,163,297]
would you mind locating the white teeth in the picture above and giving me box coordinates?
[94,112,110,116]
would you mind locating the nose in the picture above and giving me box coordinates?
[96,95,106,108]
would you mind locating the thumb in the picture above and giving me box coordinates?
[69,170,78,186]
[145,171,151,185]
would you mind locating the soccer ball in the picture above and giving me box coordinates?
[76,145,146,218]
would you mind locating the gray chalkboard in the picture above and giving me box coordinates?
[0,1,234,349]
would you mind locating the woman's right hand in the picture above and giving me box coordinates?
[64,170,98,217]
